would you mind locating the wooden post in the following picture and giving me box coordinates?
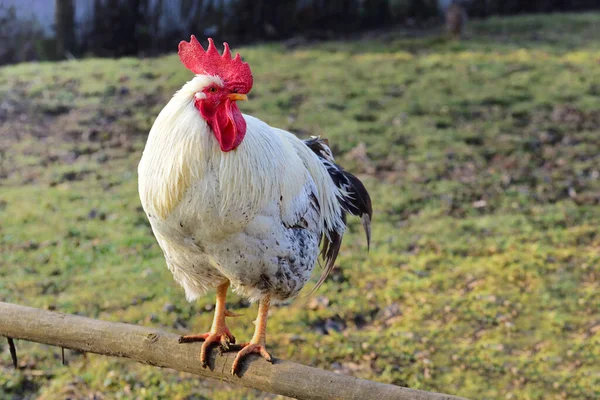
[55,0,76,58]
[0,302,467,400]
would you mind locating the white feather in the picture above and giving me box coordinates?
[138,74,344,302]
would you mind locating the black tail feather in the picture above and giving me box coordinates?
[304,137,372,292]
[338,170,372,249]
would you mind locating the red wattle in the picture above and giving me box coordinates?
[204,100,246,152]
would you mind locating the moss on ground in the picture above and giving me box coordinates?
[1,12,599,400]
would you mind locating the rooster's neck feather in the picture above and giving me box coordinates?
[139,92,311,225]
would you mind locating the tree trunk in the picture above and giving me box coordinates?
[55,0,76,59]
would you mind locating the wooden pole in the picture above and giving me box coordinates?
[0,302,466,400]
[55,0,76,58]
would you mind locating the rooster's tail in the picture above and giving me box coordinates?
[304,136,372,292]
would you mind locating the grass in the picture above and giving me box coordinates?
[1,12,599,400]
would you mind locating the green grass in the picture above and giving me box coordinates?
[1,12,599,400]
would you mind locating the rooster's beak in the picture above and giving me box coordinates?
[227,93,248,102]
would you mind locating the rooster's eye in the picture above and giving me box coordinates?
[209,87,218,93]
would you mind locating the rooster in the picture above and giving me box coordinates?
[138,36,372,374]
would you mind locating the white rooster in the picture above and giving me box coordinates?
[138,36,372,374]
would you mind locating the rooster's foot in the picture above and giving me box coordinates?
[179,328,236,368]
[230,342,272,375]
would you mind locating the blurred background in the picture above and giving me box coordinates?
[1,1,599,400]
[1,0,599,65]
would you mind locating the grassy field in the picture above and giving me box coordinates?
[1,12,599,400]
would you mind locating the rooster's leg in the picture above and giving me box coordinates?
[230,294,273,375]
[178,281,238,367]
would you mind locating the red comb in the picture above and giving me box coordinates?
[178,36,253,94]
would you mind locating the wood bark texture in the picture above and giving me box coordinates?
[0,302,467,400]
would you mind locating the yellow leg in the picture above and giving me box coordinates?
[231,294,273,375]
[179,281,238,367]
